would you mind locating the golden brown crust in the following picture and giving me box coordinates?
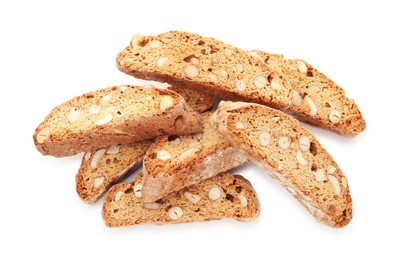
[211,101,353,228]
[33,85,202,157]
[116,31,293,110]
[102,172,260,227]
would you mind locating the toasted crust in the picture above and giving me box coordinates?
[102,172,260,227]
[75,87,214,203]
[211,101,353,228]
[116,31,293,110]
[141,112,248,202]
[33,85,202,157]
[252,51,366,136]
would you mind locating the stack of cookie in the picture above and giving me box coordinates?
[33,31,365,228]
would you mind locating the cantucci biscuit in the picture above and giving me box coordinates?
[102,172,260,227]
[116,31,293,110]
[211,101,352,227]
[76,141,151,203]
[33,85,202,157]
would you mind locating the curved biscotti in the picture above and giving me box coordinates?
[116,31,293,110]
[76,87,214,203]
[102,172,260,227]
[76,141,151,203]
[211,101,352,228]
[142,112,248,202]
[251,51,366,136]
[33,85,202,157]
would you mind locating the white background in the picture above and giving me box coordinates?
[1,0,396,259]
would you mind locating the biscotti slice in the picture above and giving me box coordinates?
[76,87,214,203]
[211,101,352,228]
[102,172,259,227]
[168,85,214,112]
[141,112,248,202]
[76,141,151,203]
[33,85,202,157]
[251,51,366,136]
[116,31,293,110]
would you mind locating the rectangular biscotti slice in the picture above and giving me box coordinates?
[102,172,259,227]
[33,85,202,157]
[141,112,248,202]
[116,31,293,110]
[76,141,151,203]
[76,86,214,203]
[250,51,366,136]
[211,101,352,228]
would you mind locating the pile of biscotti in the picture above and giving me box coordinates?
[33,31,365,228]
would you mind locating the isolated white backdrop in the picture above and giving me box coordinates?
[0,0,396,259]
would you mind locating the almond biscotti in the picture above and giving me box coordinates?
[76,86,214,203]
[76,141,151,203]
[33,85,202,157]
[211,101,352,227]
[141,112,248,202]
[102,172,260,227]
[116,31,293,110]
[251,51,366,136]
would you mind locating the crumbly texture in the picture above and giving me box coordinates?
[116,31,293,110]
[211,101,353,228]
[76,141,152,203]
[33,85,202,157]
[252,51,366,137]
[168,85,214,112]
[102,172,260,227]
[142,112,248,202]
[75,86,214,203]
